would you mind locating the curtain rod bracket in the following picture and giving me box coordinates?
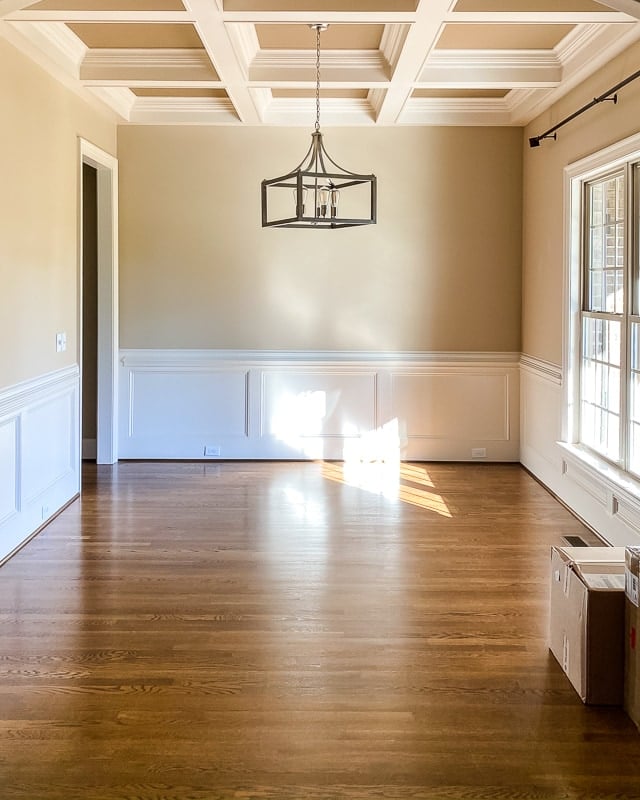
[529,132,557,148]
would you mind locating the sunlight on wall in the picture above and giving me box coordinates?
[270,389,328,459]
[342,417,403,463]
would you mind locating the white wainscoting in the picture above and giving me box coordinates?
[520,354,640,546]
[0,366,80,563]
[119,350,521,462]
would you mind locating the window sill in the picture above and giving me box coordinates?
[557,441,640,513]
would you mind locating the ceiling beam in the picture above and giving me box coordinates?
[182,0,261,123]
[375,0,457,125]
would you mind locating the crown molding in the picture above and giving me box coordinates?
[8,19,85,74]
[400,97,513,127]
[379,23,409,72]
[89,85,135,120]
[251,49,388,71]
[420,50,562,87]
[264,97,376,126]
[225,21,259,79]
[129,95,240,124]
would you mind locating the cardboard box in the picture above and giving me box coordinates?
[624,546,640,729]
[549,546,625,705]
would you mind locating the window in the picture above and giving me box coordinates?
[571,146,640,479]
[580,172,624,463]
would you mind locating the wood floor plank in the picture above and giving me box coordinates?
[1,461,638,799]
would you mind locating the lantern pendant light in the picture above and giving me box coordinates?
[261,24,377,229]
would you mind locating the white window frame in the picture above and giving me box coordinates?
[563,131,640,492]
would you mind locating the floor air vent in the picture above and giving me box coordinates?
[563,535,590,547]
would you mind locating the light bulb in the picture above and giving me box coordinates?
[293,187,307,216]
[318,186,330,218]
[330,188,339,218]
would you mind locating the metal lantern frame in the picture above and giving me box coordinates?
[261,24,377,230]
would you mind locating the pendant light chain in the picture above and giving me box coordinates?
[314,24,321,132]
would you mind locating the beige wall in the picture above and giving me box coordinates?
[118,124,522,352]
[0,37,116,390]
[523,39,640,365]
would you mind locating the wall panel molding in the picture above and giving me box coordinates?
[520,354,640,546]
[0,366,80,564]
[119,349,520,462]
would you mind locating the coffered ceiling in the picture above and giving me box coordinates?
[1,0,640,126]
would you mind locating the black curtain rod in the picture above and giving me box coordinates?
[529,67,640,148]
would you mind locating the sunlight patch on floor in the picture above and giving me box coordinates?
[321,461,452,518]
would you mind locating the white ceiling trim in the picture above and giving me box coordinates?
[80,49,217,85]
[9,20,85,74]
[263,97,376,127]
[2,0,640,129]
[379,23,409,72]
[447,11,634,24]
[183,0,261,124]
[419,51,562,88]
[7,11,193,23]
[129,95,239,125]
[89,85,135,121]
[509,21,640,125]
[376,0,453,125]
[222,11,418,24]
[400,98,513,126]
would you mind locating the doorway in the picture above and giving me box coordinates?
[82,162,98,460]
[79,139,118,465]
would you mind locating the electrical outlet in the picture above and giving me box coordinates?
[471,447,487,459]
[204,445,220,457]
[56,332,67,352]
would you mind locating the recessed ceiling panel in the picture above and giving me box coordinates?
[272,88,369,98]
[67,22,203,48]
[412,88,509,98]
[225,1,417,10]
[436,23,575,50]
[255,23,384,50]
[3,0,638,127]
[453,0,608,10]
[30,0,184,9]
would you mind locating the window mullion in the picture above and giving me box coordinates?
[620,163,632,471]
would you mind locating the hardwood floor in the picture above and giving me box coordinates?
[1,461,639,799]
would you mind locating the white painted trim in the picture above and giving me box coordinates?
[0,366,80,563]
[0,365,79,417]
[379,24,409,71]
[82,48,213,70]
[520,354,563,385]
[80,139,118,465]
[118,349,520,462]
[120,349,522,367]
[563,132,640,448]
